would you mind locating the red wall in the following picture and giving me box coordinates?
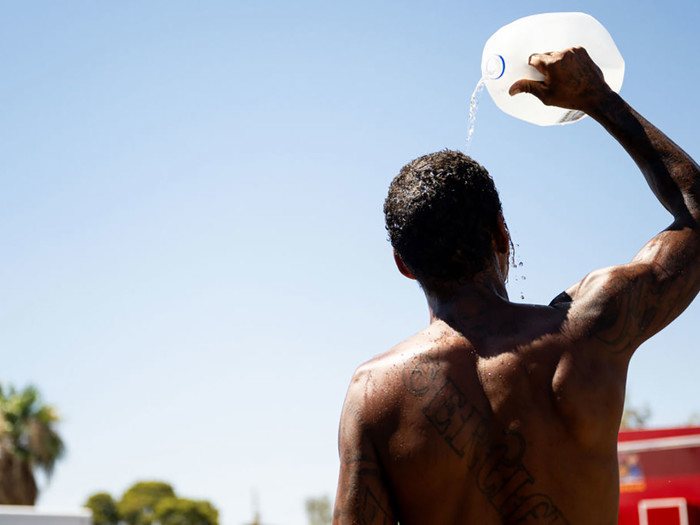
[618,427,700,525]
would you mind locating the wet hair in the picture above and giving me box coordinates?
[384,150,503,284]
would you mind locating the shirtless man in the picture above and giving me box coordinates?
[333,47,700,524]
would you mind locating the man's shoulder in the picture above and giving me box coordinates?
[349,338,418,394]
[345,329,440,423]
[353,328,434,376]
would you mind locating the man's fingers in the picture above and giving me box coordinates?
[509,79,548,102]
[528,52,557,74]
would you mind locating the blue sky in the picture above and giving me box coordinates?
[1,1,699,524]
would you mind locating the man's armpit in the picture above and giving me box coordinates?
[549,291,573,310]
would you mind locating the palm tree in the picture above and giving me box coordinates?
[0,384,65,504]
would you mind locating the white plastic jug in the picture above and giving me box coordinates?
[481,12,625,126]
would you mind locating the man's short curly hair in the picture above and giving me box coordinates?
[384,150,503,284]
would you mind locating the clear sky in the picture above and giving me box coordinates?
[1,1,699,524]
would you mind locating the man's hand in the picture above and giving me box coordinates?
[532,47,700,360]
[509,47,613,114]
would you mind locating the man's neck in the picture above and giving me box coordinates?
[424,268,510,325]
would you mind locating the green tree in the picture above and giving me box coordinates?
[620,402,651,430]
[155,497,219,525]
[118,481,176,525]
[0,383,65,504]
[305,495,332,525]
[85,492,120,525]
[85,481,220,525]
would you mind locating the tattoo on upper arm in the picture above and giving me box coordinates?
[402,355,570,524]
[592,225,700,354]
[335,456,398,525]
[592,266,671,353]
[336,403,398,525]
[361,487,394,525]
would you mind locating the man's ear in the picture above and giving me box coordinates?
[393,250,416,280]
[493,212,510,255]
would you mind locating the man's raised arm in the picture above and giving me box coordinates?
[511,47,700,355]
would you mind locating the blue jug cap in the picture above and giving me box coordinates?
[484,54,505,80]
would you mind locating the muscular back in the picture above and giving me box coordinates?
[334,47,700,525]
[337,298,627,524]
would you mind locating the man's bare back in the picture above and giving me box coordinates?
[334,48,700,524]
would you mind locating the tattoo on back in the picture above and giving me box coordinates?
[403,356,570,524]
[403,353,441,397]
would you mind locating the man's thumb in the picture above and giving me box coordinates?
[509,80,546,101]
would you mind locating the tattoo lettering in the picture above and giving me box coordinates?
[406,356,569,524]
[422,377,487,459]
[476,431,530,500]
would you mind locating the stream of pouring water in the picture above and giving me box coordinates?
[465,78,486,153]
[466,80,528,300]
